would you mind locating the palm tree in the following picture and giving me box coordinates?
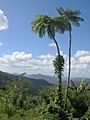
[32,15,65,57]
[57,7,84,88]
[31,14,65,78]
[56,7,84,109]
[31,14,66,106]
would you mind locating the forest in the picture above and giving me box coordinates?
[0,6,90,120]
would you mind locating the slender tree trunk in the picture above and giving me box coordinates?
[48,27,63,105]
[68,30,72,88]
[48,27,61,77]
[65,30,72,110]
[51,35,62,86]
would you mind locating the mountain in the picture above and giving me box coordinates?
[25,74,68,85]
[0,71,89,95]
[25,73,57,84]
[0,71,53,95]
[25,73,90,85]
[71,77,90,85]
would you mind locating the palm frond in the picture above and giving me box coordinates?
[56,7,84,28]
[66,9,81,16]
[56,7,65,15]
[31,13,66,39]
[31,14,51,38]
[38,25,46,38]
[53,16,67,33]
[35,14,47,19]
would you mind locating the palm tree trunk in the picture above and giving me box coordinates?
[65,30,72,110]
[52,36,62,89]
[68,30,72,88]
[48,27,61,79]
[48,27,63,106]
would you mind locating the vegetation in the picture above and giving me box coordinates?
[0,71,52,95]
[0,76,89,120]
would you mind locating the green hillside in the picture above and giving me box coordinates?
[0,71,53,95]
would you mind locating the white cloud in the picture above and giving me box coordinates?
[75,50,90,57]
[65,50,90,77]
[0,52,54,75]
[39,54,55,60]
[49,43,56,47]
[74,50,90,63]
[79,56,90,63]
[0,50,90,77]
[0,9,8,31]
[1,52,32,62]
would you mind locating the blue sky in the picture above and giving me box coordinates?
[0,0,90,77]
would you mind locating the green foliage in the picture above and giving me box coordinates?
[53,55,65,110]
[68,80,90,119]
[53,55,64,77]
[31,14,66,39]
[0,78,90,119]
[0,71,51,95]
[56,7,84,29]
[0,75,26,118]
[31,14,55,39]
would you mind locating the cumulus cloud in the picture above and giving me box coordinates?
[74,50,90,63]
[0,50,90,77]
[0,9,8,30]
[79,56,90,63]
[0,52,54,75]
[49,43,56,47]
[75,50,90,57]
[39,54,55,60]
[62,50,90,77]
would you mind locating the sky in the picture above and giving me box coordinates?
[0,0,90,77]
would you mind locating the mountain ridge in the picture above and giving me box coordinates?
[0,71,53,95]
[25,73,90,85]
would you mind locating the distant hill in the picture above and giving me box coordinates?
[26,73,57,84]
[71,77,90,85]
[25,73,90,85]
[0,71,53,95]
[0,71,89,95]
